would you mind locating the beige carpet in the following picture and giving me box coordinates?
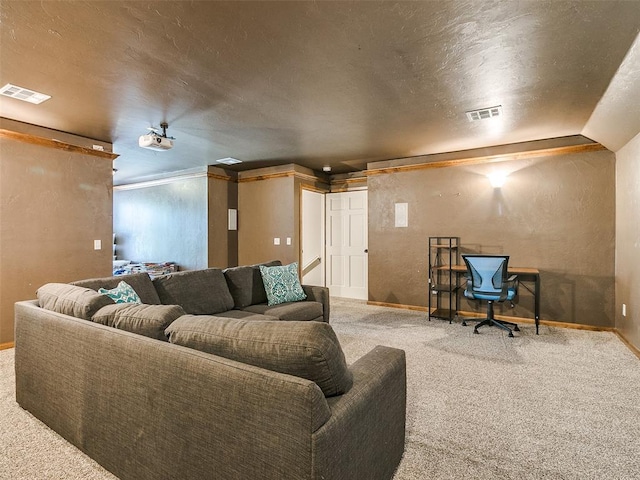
[1,298,639,479]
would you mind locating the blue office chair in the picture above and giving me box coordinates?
[462,254,520,337]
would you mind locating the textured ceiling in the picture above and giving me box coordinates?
[1,1,639,184]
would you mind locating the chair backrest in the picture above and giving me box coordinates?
[462,255,510,295]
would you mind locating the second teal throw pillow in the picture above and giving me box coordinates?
[99,280,142,304]
[259,262,307,306]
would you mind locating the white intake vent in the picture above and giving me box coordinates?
[216,157,242,165]
[466,105,502,122]
[0,83,51,104]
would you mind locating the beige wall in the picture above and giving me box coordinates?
[0,129,113,344]
[615,131,640,349]
[237,165,329,268]
[208,171,238,268]
[368,148,616,327]
[238,176,297,266]
[113,169,236,271]
[114,177,209,270]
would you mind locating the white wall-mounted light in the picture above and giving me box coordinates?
[487,172,507,188]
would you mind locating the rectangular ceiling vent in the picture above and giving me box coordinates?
[466,105,502,122]
[0,83,51,104]
[216,157,242,165]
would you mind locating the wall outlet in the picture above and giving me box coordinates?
[622,304,626,317]
[274,237,280,245]
[94,239,102,250]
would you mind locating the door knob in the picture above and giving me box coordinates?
[364,249,368,253]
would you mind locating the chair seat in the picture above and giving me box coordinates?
[464,288,516,302]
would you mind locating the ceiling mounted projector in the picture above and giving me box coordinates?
[139,122,174,151]
[139,134,173,150]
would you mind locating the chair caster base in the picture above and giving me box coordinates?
[461,320,467,326]
[508,331,514,337]
[473,329,479,334]
[514,325,520,332]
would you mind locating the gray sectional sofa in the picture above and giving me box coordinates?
[14,261,407,480]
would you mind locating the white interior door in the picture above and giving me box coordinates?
[301,189,325,286]
[326,190,368,300]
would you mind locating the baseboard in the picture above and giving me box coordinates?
[368,301,615,331]
[0,342,15,350]
[462,312,616,332]
[614,330,640,360]
[366,301,638,358]
[367,301,428,312]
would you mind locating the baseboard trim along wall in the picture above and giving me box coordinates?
[614,330,640,360]
[0,342,15,350]
[368,301,639,359]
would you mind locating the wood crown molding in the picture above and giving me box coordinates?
[330,176,368,192]
[207,171,235,182]
[115,170,235,190]
[301,183,330,194]
[366,142,607,176]
[0,128,118,160]
[238,170,328,185]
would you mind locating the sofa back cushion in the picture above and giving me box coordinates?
[223,260,281,308]
[152,268,234,315]
[37,283,114,320]
[166,315,353,397]
[92,303,185,341]
[72,273,161,305]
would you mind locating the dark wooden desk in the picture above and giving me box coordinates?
[450,265,541,334]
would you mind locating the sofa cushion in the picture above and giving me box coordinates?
[243,301,323,322]
[93,303,185,341]
[223,260,281,308]
[72,273,161,305]
[152,268,234,315]
[98,281,142,304]
[37,283,114,320]
[213,309,279,322]
[259,262,307,306]
[166,316,352,397]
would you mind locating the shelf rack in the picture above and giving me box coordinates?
[428,236,459,323]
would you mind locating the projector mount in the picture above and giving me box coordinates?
[147,122,175,140]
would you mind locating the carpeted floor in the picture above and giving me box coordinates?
[1,298,639,479]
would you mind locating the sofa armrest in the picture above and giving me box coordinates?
[302,284,330,322]
[312,345,407,480]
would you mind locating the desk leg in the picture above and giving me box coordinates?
[535,274,540,335]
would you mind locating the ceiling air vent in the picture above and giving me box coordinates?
[465,105,502,122]
[216,157,242,165]
[0,83,51,104]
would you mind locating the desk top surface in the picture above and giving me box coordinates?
[449,264,540,275]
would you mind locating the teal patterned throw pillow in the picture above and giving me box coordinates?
[99,281,142,304]
[259,262,307,306]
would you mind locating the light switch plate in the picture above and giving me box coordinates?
[94,239,102,250]
[274,237,280,245]
[286,237,291,245]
